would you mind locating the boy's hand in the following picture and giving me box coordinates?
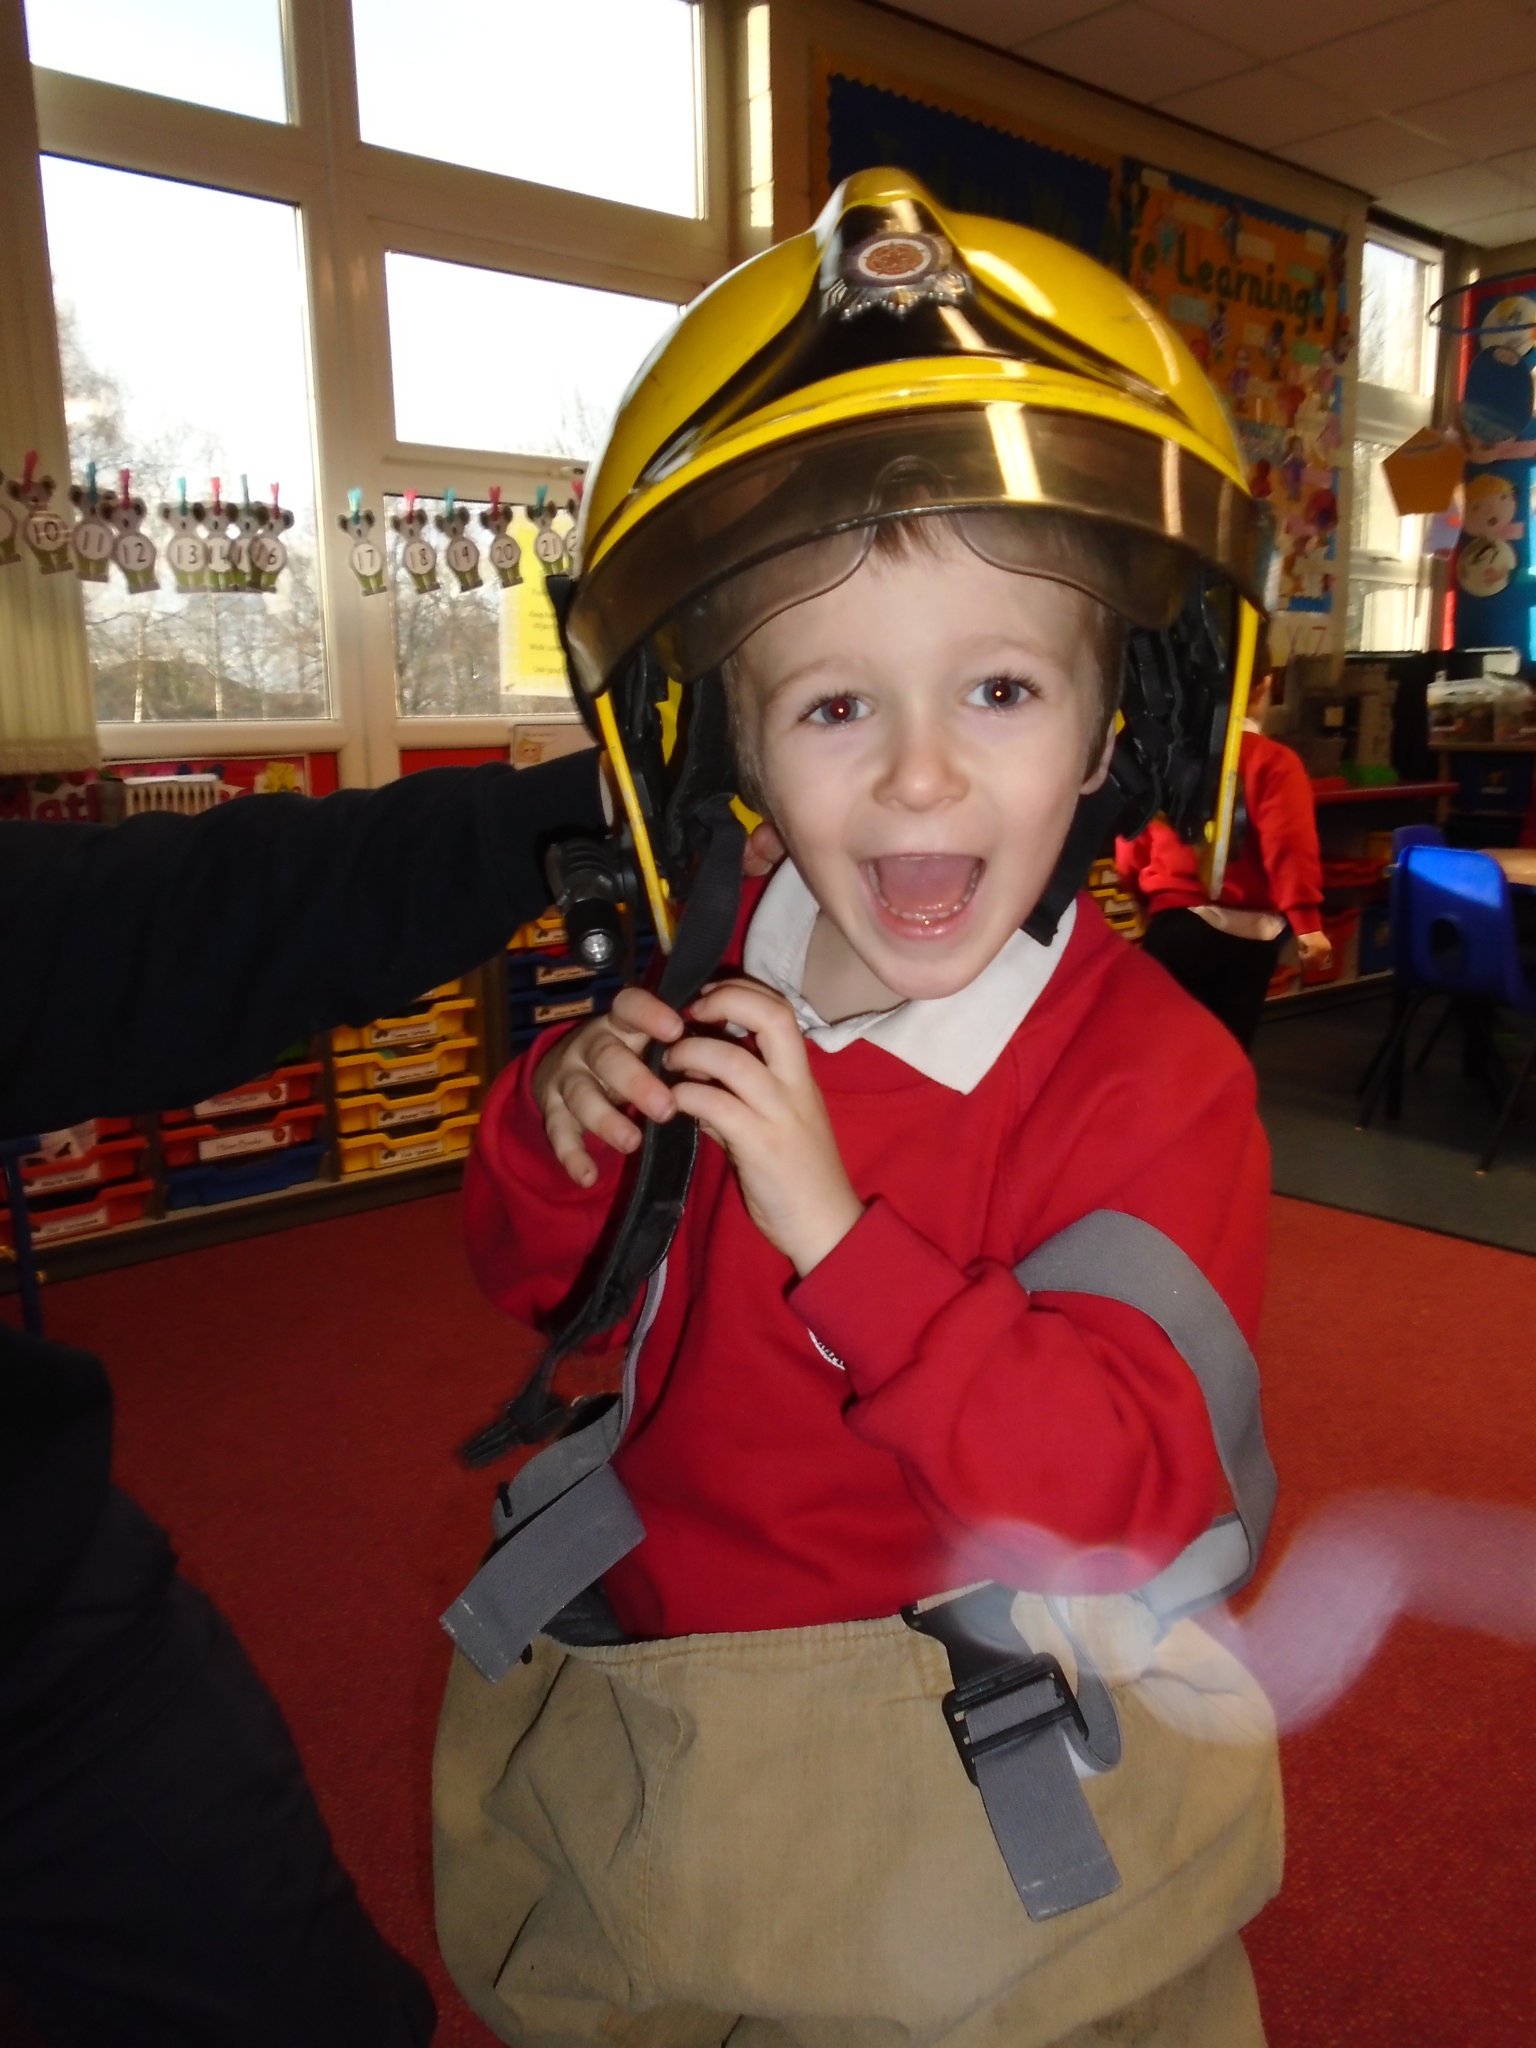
[662,978,863,1276]
[1296,929,1334,972]
[533,986,684,1188]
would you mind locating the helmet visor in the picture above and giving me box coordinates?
[566,403,1271,694]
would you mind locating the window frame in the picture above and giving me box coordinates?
[26,0,733,781]
[1349,222,1444,655]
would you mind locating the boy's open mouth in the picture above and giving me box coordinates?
[865,854,983,927]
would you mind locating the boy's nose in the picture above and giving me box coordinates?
[874,717,967,810]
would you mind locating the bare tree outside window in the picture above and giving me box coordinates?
[42,158,329,724]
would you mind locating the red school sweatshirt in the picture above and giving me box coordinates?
[465,894,1271,1640]
[1115,728,1325,935]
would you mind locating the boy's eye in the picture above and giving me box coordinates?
[803,693,867,726]
[968,674,1035,710]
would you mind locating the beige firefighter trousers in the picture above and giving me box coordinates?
[432,1595,1283,2048]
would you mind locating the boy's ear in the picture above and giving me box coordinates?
[1080,714,1118,796]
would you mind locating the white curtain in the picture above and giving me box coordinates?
[0,1,99,775]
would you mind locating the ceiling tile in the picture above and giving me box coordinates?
[1144,0,1433,64]
[1284,117,1467,191]
[1487,144,1536,189]
[891,0,1110,43]
[1375,161,1526,228]
[1019,1,1253,100]
[1449,205,1536,247]
[1394,68,1536,160]
[1156,63,1365,148]
[1283,0,1536,115]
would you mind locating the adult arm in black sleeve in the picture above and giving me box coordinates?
[0,755,604,1136]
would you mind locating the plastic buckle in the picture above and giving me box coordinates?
[940,1654,1088,1785]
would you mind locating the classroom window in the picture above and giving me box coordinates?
[1349,234,1442,653]
[1358,239,1436,400]
[23,0,289,124]
[385,253,678,458]
[385,491,577,719]
[353,0,703,219]
[40,158,328,722]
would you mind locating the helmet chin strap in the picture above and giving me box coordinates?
[459,679,746,1465]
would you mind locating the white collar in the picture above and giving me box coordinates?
[741,860,1076,1096]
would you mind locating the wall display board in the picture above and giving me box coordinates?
[1452,275,1536,661]
[821,67,1352,660]
[820,64,1121,265]
[1122,165,1347,659]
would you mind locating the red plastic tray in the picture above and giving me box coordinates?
[160,1102,327,1169]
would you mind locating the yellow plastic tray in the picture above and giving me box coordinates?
[331,996,475,1055]
[336,1113,480,1176]
[334,1074,479,1137]
[332,1034,479,1096]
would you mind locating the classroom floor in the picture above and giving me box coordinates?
[5,1188,1534,2047]
[1255,986,1536,1255]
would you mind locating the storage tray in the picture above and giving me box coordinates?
[332,1034,480,1096]
[8,1133,148,1200]
[21,1117,135,1162]
[160,1103,328,1170]
[164,1142,327,1210]
[336,1114,480,1176]
[161,1061,324,1124]
[335,1074,478,1137]
[0,1178,156,1249]
[331,996,475,1054]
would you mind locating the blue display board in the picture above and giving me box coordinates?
[824,72,1120,268]
[1454,276,1536,661]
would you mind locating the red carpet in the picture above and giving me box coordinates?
[8,1192,1535,2046]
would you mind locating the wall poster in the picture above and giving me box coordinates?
[1125,164,1348,659]
[1452,274,1536,660]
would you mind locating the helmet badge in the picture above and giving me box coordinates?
[827,231,969,322]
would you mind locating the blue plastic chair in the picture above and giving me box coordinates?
[1356,824,1446,1099]
[1357,846,1536,1170]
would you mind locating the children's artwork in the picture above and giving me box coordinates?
[438,489,483,592]
[1454,272,1536,656]
[109,470,158,595]
[9,454,73,574]
[228,479,267,593]
[482,487,522,589]
[1462,294,1536,449]
[246,484,292,594]
[202,487,237,591]
[529,487,577,574]
[160,478,209,593]
[0,472,18,568]
[340,489,385,595]
[392,491,438,593]
[69,464,118,584]
[1124,164,1347,658]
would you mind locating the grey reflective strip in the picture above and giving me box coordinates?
[441,1464,644,1683]
[968,1686,1121,1920]
[440,1264,666,1682]
[1017,1210,1276,1622]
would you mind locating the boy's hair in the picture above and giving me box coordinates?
[721,511,1127,816]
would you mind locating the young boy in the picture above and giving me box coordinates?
[435,171,1282,2047]
[1116,634,1331,1047]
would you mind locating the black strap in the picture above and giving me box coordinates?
[459,797,745,1466]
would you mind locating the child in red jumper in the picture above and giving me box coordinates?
[434,173,1283,2048]
[1116,640,1330,1047]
